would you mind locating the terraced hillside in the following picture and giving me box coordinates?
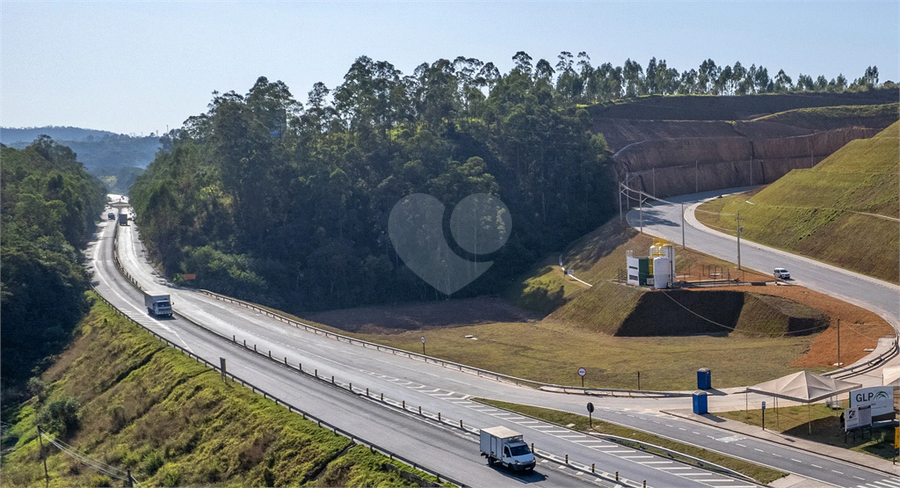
[588,89,899,198]
[698,121,899,283]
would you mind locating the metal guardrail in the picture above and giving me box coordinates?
[826,336,899,380]
[199,289,692,399]
[91,290,461,488]
[106,223,462,487]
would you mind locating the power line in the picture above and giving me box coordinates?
[41,432,139,487]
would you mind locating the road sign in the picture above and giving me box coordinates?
[578,367,586,377]
[761,401,766,410]
[421,336,425,343]
[587,402,594,413]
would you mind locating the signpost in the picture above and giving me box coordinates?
[421,336,426,355]
[761,401,766,430]
[578,367,586,388]
[587,402,595,428]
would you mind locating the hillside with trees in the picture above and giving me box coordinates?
[130,53,890,314]
[1,136,106,396]
[2,127,159,195]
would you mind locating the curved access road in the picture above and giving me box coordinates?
[625,188,900,385]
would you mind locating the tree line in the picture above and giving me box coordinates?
[1,137,106,395]
[130,55,616,312]
[129,53,886,314]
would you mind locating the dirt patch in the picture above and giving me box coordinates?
[703,284,894,367]
[304,296,541,334]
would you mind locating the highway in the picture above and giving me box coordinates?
[91,204,900,487]
[95,210,723,487]
[94,210,771,487]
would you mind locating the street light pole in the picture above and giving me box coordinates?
[736,212,743,270]
[681,202,685,249]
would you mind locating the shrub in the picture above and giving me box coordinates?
[38,397,80,437]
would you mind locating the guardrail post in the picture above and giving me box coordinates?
[349,383,352,391]
[565,454,568,464]
[418,406,422,415]
[460,419,463,429]
[253,344,257,352]
[331,376,334,384]
[366,388,369,396]
[402,400,405,410]
[268,350,271,359]
[243,339,246,347]
[591,463,595,473]
[232,335,235,342]
[315,369,317,377]
[381,393,384,401]
[616,472,619,481]
[284,357,288,365]
[438,412,441,421]
[643,481,646,488]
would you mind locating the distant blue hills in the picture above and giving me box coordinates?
[1,126,162,194]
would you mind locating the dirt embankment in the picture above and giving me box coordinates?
[591,89,899,198]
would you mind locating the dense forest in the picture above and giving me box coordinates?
[130,54,887,312]
[1,137,106,395]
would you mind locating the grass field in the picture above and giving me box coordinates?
[696,121,899,283]
[294,214,891,390]
[475,398,787,485]
[0,293,439,487]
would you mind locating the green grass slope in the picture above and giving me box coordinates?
[0,293,436,487]
[749,102,899,130]
[697,121,899,283]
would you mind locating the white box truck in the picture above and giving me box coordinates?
[143,290,173,317]
[479,426,535,472]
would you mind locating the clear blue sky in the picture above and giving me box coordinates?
[3,1,898,135]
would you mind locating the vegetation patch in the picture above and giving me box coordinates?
[474,398,787,485]
[0,293,436,487]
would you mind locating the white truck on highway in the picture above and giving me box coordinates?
[143,290,173,317]
[480,426,535,472]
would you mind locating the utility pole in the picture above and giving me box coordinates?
[681,202,686,249]
[736,212,743,270]
[38,425,49,488]
[639,193,643,234]
[837,319,841,366]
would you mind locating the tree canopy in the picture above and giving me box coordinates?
[1,137,106,393]
[129,54,887,313]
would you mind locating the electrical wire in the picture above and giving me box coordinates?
[41,433,140,487]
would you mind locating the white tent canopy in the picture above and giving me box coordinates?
[747,371,862,434]
[748,371,861,403]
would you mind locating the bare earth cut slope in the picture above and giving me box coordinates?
[589,90,899,198]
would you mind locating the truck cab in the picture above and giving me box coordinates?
[480,426,535,472]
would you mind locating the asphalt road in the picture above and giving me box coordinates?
[623,188,899,331]
[93,208,900,488]
[92,214,649,487]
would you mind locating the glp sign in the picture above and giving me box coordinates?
[850,386,893,418]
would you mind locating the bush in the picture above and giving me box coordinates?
[38,397,80,437]
[142,450,165,477]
